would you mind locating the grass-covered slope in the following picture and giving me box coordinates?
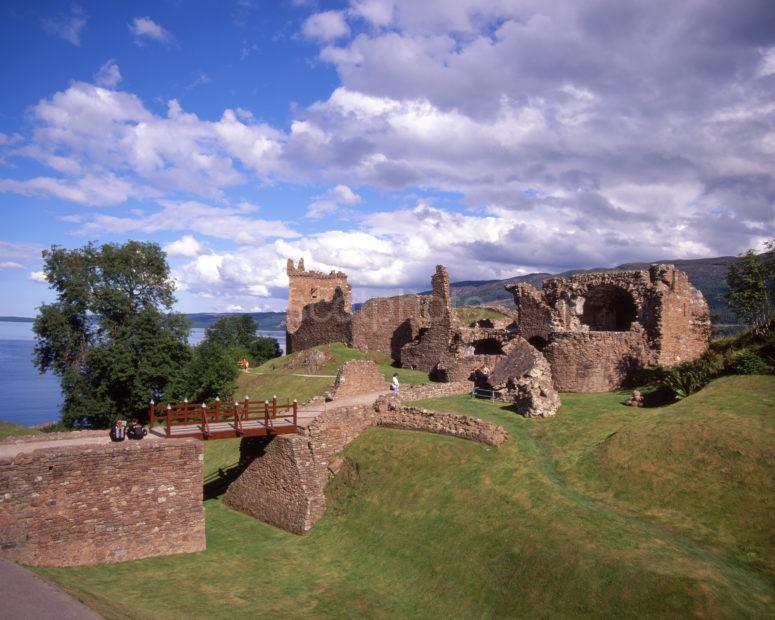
[236,343,433,404]
[0,421,40,440]
[38,376,774,618]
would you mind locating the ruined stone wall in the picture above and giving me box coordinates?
[397,380,474,402]
[401,266,459,372]
[286,258,352,354]
[544,331,649,392]
[508,284,559,344]
[0,435,204,567]
[647,265,712,365]
[286,288,353,354]
[434,355,502,383]
[224,398,506,534]
[327,360,389,400]
[351,294,431,360]
[506,264,710,391]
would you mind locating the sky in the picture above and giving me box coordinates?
[0,0,774,316]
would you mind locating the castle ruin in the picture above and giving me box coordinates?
[286,259,711,393]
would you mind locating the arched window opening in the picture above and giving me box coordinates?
[473,338,505,355]
[580,285,637,331]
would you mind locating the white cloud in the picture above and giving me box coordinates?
[758,47,775,77]
[42,4,87,46]
[0,174,134,206]
[129,17,173,46]
[305,184,362,218]
[0,262,23,270]
[94,60,122,88]
[302,11,350,42]
[29,271,48,284]
[163,235,208,258]
[349,0,394,27]
[76,200,298,244]
[331,184,361,204]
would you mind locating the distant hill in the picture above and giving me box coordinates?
[423,254,771,325]
[186,312,286,330]
[0,316,34,323]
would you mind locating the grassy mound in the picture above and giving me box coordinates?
[37,376,774,618]
[454,305,512,326]
[0,421,41,440]
[237,343,433,403]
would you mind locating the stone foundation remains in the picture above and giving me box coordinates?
[326,360,389,400]
[507,264,711,391]
[224,399,507,534]
[0,432,205,567]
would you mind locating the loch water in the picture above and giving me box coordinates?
[0,321,285,426]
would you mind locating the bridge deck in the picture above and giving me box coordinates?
[162,416,297,440]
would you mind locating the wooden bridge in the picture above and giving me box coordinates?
[149,396,298,440]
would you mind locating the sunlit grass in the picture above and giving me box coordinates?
[36,375,775,618]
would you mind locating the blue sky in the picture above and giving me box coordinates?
[1,0,774,316]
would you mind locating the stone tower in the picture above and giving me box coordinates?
[285,258,352,354]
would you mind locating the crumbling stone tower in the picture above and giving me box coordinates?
[506,264,711,391]
[286,258,352,354]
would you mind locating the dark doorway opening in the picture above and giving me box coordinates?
[473,338,505,355]
[581,285,637,331]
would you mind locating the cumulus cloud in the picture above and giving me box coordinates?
[3,0,775,301]
[29,271,48,284]
[163,235,208,258]
[42,4,87,46]
[302,11,350,42]
[129,17,174,46]
[94,60,122,88]
[76,200,298,244]
[305,183,362,218]
[0,262,23,270]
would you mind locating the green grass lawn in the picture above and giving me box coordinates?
[0,421,40,440]
[454,305,512,325]
[237,343,433,403]
[37,375,775,618]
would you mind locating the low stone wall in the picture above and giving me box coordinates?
[0,437,205,567]
[326,360,389,400]
[398,381,473,402]
[377,405,508,447]
[224,398,507,534]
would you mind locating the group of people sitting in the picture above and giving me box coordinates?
[110,418,148,442]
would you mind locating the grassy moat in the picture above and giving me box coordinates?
[8,369,769,619]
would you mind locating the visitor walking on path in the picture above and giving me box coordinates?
[241,358,249,371]
[391,372,400,393]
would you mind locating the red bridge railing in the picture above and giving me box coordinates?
[149,396,298,440]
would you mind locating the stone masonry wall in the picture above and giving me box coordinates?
[286,258,352,354]
[0,435,205,567]
[351,294,431,361]
[401,265,459,372]
[326,360,389,400]
[544,331,649,392]
[224,398,506,534]
[287,288,353,354]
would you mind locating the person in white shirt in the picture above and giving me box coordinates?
[391,372,400,392]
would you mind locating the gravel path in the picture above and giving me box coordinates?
[0,558,102,619]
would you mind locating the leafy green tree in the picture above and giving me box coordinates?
[167,315,281,403]
[203,314,281,366]
[171,340,243,404]
[33,242,190,427]
[726,249,773,334]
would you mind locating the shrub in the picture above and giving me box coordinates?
[732,350,767,375]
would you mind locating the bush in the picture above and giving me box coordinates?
[732,350,767,375]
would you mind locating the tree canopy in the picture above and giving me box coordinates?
[33,242,191,427]
[726,243,774,335]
